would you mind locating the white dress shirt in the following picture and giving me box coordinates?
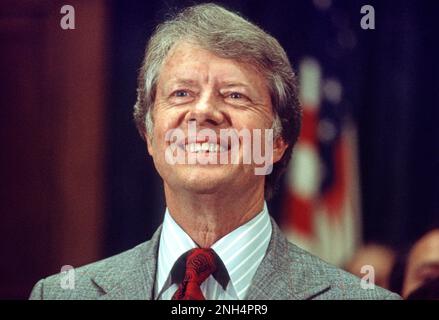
[154,202,272,300]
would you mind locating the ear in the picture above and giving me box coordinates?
[145,132,154,156]
[272,136,288,164]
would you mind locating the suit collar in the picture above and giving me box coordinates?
[92,218,331,300]
[157,204,272,300]
[246,218,331,300]
[94,226,162,300]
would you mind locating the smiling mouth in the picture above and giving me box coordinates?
[180,142,229,153]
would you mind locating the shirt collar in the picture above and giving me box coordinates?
[156,202,272,299]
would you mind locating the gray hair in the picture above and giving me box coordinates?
[134,3,302,200]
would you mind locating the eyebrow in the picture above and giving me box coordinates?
[166,78,199,88]
[163,79,260,98]
[219,82,261,99]
[220,82,253,90]
[415,262,439,273]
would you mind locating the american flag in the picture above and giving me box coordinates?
[281,57,362,266]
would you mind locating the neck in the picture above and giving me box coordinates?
[164,183,265,248]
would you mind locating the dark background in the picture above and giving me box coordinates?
[1,0,438,299]
[106,0,439,253]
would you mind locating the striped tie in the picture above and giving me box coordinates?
[172,248,217,300]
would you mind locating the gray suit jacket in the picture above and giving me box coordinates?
[29,218,401,300]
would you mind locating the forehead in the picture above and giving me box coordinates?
[158,42,268,88]
[409,231,439,266]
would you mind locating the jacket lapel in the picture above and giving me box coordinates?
[95,226,162,300]
[246,218,330,300]
[92,218,331,300]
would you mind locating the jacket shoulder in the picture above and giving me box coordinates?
[286,242,401,300]
[29,241,149,300]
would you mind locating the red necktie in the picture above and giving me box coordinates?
[172,248,217,300]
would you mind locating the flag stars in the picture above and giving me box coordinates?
[323,78,343,105]
[313,0,332,11]
[318,119,338,144]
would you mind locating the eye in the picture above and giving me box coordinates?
[229,92,244,99]
[173,90,189,97]
[224,91,251,105]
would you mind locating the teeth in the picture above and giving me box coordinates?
[185,143,226,153]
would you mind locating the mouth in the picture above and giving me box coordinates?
[176,137,233,154]
[182,142,228,153]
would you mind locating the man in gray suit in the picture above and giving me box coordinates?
[30,3,400,300]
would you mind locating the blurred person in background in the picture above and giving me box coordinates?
[402,228,439,298]
[389,226,439,299]
[406,277,439,300]
[345,244,395,290]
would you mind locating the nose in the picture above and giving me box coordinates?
[185,90,225,127]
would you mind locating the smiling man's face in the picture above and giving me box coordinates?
[146,42,287,196]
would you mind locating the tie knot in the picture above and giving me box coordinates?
[184,248,217,285]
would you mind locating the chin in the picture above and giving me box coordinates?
[184,184,222,195]
[178,168,232,192]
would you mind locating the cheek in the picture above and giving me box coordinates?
[232,111,272,131]
[153,112,181,140]
[149,114,185,162]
